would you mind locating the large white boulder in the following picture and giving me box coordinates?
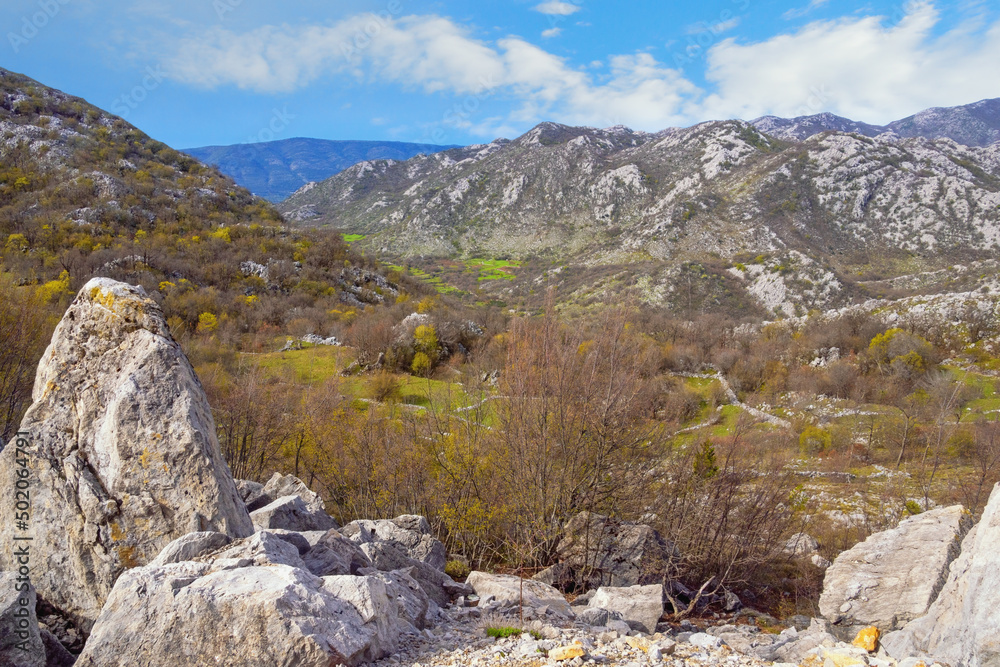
[589,584,663,634]
[0,279,253,629]
[882,484,1000,665]
[467,571,573,617]
[819,504,971,640]
[75,530,405,666]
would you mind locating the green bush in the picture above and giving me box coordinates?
[444,559,470,580]
[486,627,523,639]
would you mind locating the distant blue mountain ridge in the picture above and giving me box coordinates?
[183,137,460,202]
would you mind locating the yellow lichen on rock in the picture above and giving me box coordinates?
[851,626,880,652]
[625,636,652,652]
[549,645,586,660]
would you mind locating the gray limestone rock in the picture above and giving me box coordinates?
[250,495,339,532]
[1,571,45,667]
[881,484,1000,666]
[783,533,820,557]
[262,473,331,517]
[537,511,677,591]
[0,278,253,630]
[369,569,431,632]
[466,571,574,618]
[235,479,270,512]
[149,531,232,567]
[75,531,406,667]
[361,541,470,607]
[301,529,372,576]
[343,515,446,571]
[818,504,971,640]
[588,584,663,634]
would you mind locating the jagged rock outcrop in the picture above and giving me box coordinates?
[534,511,676,592]
[881,484,1000,665]
[262,473,331,517]
[250,495,339,532]
[0,278,253,629]
[818,504,971,641]
[75,529,411,666]
[1,571,45,667]
[589,584,663,634]
[359,541,470,607]
[300,528,373,577]
[343,515,446,570]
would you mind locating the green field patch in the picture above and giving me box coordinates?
[342,234,367,243]
[254,345,351,384]
[465,258,520,281]
[385,264,465,294]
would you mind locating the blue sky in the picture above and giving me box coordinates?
[3,0,998,149]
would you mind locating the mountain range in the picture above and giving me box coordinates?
[752,98,1000,146]
[184,138,459,202]
[277,100,1000,316]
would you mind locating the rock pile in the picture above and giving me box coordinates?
[0,278,253,629]
[74,525,468,666]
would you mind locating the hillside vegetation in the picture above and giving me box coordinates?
[5,68,1000,621]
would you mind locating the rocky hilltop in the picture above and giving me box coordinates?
[755,98,1000,147]
[280,116,1000,268]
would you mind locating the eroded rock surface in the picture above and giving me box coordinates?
[344,514,446,570]
[0,571,45,667]
[0,278,253,629]
[882,484,1000,666]
[466,571,574,618]
[76,530,406,666]
[818,504,971,640]
[535,512,676,591]
[589,584,664,634]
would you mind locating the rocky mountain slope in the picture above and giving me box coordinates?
[279,115,1000,318]
[184,137,459,201]
[753,97,1000,146]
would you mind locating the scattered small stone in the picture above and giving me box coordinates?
[550,645,587,660]
[852,626,880,652]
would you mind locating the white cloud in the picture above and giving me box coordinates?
[163,13,697,133]
[159,2,1000,136]
[685,17,741,36]
[532,1,581,16]
[541,27,562,38]
[783,0,830,21]
[699,1,1000,123]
